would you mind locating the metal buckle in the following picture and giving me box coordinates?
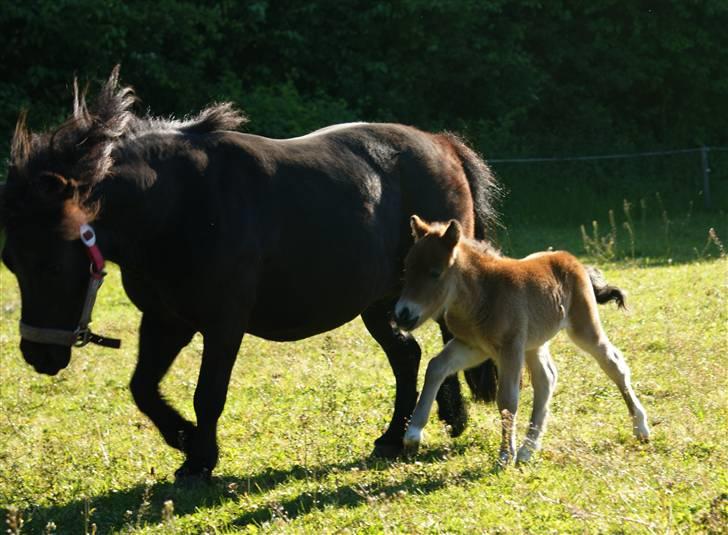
[79,223,96,247]
[73,328,91,347]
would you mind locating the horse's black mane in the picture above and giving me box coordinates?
[1,67,247,227]
[126,102,247,139]
[10,66,248,186]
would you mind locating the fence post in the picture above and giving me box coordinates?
[701,146,711,209]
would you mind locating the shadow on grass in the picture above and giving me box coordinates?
[13,445,494,533]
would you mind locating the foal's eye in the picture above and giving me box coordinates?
[429,269,442,279]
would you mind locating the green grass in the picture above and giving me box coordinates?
[1,215,727,533]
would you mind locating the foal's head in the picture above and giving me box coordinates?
[394,215,462,331]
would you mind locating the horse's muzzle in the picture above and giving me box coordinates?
[20,339,71,375]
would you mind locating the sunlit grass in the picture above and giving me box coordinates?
[1,222,726,533]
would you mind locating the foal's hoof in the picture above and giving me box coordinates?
[403,426,424,455]
[515,446,534,465]
[174,462,213,485]
[497,450,513,470]
[371,439,404,459]
[633,421,651,442]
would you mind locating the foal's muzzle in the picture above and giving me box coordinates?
[394,303,419,331]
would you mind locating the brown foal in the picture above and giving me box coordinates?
[394,216,650,465]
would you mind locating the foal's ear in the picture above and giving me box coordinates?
[442,219,462,250]
[410,214,429,240]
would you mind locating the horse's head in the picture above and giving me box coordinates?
[1,168,93,374]
[394,215,462,331]
[1,67,132,375]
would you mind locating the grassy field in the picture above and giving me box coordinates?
[1,211,726,533]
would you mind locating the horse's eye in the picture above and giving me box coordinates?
[429,269,442,279]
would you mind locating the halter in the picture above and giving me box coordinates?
[18,224,122,349]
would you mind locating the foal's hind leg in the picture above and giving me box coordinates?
[516,344,558,464]
[496,341,526,466]
[567,323,650,440]
[362,299,422,458]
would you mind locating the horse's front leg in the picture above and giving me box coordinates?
[362,300,421,458]
[130,314,196,452]
[175,326,244,480]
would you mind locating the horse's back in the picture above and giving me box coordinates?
[167,124,483,340]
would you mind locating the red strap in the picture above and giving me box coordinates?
[80,224,105,277]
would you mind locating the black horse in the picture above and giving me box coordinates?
[0,68,499,479]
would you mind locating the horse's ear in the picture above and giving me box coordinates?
[410,214,429,240]
[10,111,31,166]
[37,172,77,199]
[442,219,462,250]
[73,76,90,119]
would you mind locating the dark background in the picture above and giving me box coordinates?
[2,0,727,224]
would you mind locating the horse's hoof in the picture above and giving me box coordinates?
[174,462,213,485]
[437,401,468,438]
[371,439,404,459]
[445,413,468,438]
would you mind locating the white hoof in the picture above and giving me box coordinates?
[633,417,650,441]
[403,426,424,450]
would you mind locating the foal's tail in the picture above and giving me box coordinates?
[443,132,501,402]
[586,266,627,309]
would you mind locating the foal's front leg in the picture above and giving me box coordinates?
[404,340,482,450]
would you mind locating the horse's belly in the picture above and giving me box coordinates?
[247,241,398,341]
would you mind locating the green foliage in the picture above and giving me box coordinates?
[1,0,727,155]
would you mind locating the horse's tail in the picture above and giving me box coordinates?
[441,132,501,240]
[586,265,627,309]
[443,132,501,402]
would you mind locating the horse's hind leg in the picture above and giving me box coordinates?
[435,321,468,437]
[567,319,650,440]
[362,299,423,458]
[516,344,558,464]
